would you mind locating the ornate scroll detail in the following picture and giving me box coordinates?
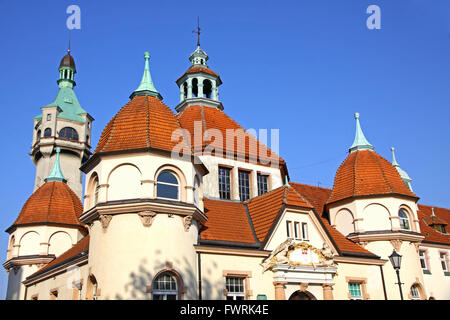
[183,215,193,232]
[138,211,157,227]
[261,238,294,272]
[261,240,336,273]
[390,239,403,252]
[99,215,112,230]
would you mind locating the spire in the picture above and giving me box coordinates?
[391,147,399,167]
[45,148,67,183]
[130,51,162,100]
[391,146,413,192]
[349,112,374,153]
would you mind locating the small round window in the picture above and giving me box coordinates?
[156,171,179,200]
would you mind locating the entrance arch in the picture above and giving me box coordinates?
[289,290,317,300]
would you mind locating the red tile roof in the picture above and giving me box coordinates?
[417,204,450,245]
[327,150,417,204]
[201,198,255,244]
[291,182,378,257]
[9,181,85,231]
[246,186,312,242]
[28,235,90,279]
[176,105,284,167]
[176,65,221,83]
[94,95,190,155]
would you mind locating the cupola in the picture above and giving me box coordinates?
[175,45,223,113]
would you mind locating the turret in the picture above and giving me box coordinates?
[31,48,94,199]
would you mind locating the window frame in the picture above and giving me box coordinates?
[152,272,178,300]
[419,250,428,271]
[225,277,246,300]
[156,170,180,201]
[59,127,79,141]
[440,252,448,272]
[218,166,231,200]
[410,285,421,300]
[302,222,309,241]
[238,170,251,201]
[257,173,269,196]
[398,209,411,230]
[348,282,363,300]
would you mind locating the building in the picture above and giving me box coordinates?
[3,43,449,300]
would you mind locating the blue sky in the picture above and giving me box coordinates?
[0,0,449,298]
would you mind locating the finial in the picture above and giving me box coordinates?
[431,207,436,217]
[193,17,201,47]
[45,148,66,183]
[130,51,162,100]
[284,174,290,187]
[391,147,399,166]
[349,112,374,153]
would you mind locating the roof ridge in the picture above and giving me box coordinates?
[245,185,285,205]
[368,150,394,193]
[145,96,151,148]
[352,151,358,197]
[45,182,56,223]
[288,185,314,208]
[290,182,332,191]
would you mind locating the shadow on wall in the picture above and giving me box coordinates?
[108,249,223,300]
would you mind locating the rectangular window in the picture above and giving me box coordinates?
[286,221,293,238]
[257,174,268,196]
[294,222,300,240]
[419,251,428,270]
[302,223,309,241]
[440,253,448,271]
[226,277,245,300]
[348,282,363,300]
[47,114,51,121]
[218,167,231,200]
[238,170,250,201]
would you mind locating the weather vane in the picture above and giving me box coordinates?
[192,17,201,47]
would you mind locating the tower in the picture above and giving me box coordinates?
[31,48,93,199]
[175,45,223,113]
[4,148,86,300]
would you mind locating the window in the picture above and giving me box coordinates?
[36,130,41,143]
[348,282,363,300]
[44,128,52,137]
[302,223,309,241]
[440,252,448,272]
[399,209,410,230]
[153,273,177,300]
[226,277,245,300]
[419,250,428,271]
[59,127,79,141]
[257,174,268,196]
[47,114,51,121]
[193,177,199,206]
[432,224,447,233]
[218,167,231,200]
[410,285,421,300]
[94,179,100,206]
[286,221,293,238]
[238,170,250,201]
[294,222,300,240]
[156,171,179,200]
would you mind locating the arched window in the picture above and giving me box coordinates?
[86,275,99,300]
[410,285,421,300]
[192,78,198,98]
[183,82,188,99]
[36,130,41,143]
[193,177,200,206]
[156,171,179,200]
[399,209,410,230]
[203,79,212,98]
[152,273,177,300]
[44,128,52,137]
[59,127,79,141]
